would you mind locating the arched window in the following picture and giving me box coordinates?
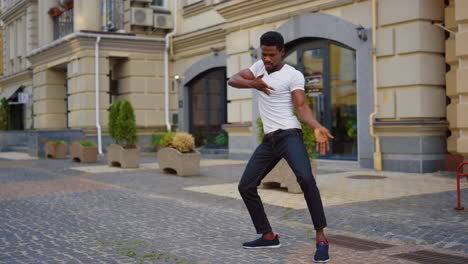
[284,38,357,160]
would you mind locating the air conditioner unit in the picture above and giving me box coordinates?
[130,7,154,26]
[153,13,173,29]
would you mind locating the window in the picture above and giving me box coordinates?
[17,18,26,58]
[53,8,74,40]
[8,23,15,60]
[152,0,165,6]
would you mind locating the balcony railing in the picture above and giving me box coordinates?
[53,8,74,40]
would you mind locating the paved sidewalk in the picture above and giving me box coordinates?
[0,152,467,264]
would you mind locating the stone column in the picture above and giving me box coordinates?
[447,0,468,166]
[113,53,166,128]
[67,54,110,130]
[374,0,447,173]
[32,67,67,129]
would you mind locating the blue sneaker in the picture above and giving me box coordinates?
[314,241,330,263]
[243,235,281,249]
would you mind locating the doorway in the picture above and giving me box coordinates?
[284,39,357,160]
[188,67,227,149]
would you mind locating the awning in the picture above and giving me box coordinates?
[1,85,21,100]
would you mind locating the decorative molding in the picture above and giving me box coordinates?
[222,123,253,135]
[28,35,165,67]
[0,0,36,24]
[0,69,33,86]
[173,23,226,53]
[374,120,448,136]
[182,0,212,18]
[215,0,353,30]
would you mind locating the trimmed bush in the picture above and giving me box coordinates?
[108,100,138,148]
[108,101,121,144]
[79,140,95,147]
[0,98,9,130]
[172,132,195,153]
[161,132,176,148]
[117,100,137,148]
[53,140,67,145]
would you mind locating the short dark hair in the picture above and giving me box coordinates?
[260,31,284,51]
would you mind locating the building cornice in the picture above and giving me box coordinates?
[0,69,33,86]
[173,23,226,53]
[215,0,353,29]
[182,0,213,18]
[27,31,165,66]
[374,120,448,136]
[0,0,36,24]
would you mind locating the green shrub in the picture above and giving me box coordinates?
[214,132,228,146]
[79,140,95,147]
[117,100,138,148]
[160,132,176,148]
[0,98,9,130]
[256,117,264,143]
[108,101,121,144]
[151,134,164,149]
[53,140,67,145]
[108,100,138,148]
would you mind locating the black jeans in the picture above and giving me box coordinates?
[238,129,327,234]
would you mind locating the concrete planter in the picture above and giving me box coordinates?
[157,147,200,176]
[70,142,98,163]
[44,141,68,159]
[262,158,318,193]
[106,144,140,168]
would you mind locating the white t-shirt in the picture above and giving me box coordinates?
[249,60,305,134]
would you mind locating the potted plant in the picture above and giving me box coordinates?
[71,140,98,163]
[106,100,140,168]
[257,117,318,193]
[44,140,68,159]
[157,132,200,176]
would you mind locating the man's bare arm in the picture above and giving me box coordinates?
[292,89,334,154]
[292,89,322,129]
[228,69,275,95]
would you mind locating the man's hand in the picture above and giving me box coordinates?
[314,126,334,155]
[251,74,275,95]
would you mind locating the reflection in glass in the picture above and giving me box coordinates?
[303,49,324,93]
[329,44,357,159]
[189,68,227,148]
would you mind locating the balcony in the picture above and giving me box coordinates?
[53,8,74,40]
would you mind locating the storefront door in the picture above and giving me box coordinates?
[284,39,357,160]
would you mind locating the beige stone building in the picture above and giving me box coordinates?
[0,0,467,173]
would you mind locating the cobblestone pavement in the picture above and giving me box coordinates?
[0,155,467,264]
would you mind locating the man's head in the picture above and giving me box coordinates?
[260,31,285,72]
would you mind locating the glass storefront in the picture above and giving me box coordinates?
[284,39,357,160]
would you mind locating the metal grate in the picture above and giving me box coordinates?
[347,175,388,180]
[392,250,468,264]
[327,235,395,251]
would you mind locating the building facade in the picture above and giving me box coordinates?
[0,0,467,173]
[173,0,467,173]
[0,0,178,153]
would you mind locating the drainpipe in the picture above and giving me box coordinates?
[164,0,178,132]
[95,36,103,154]
[458,24,463,139]
[370,0,382,171]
